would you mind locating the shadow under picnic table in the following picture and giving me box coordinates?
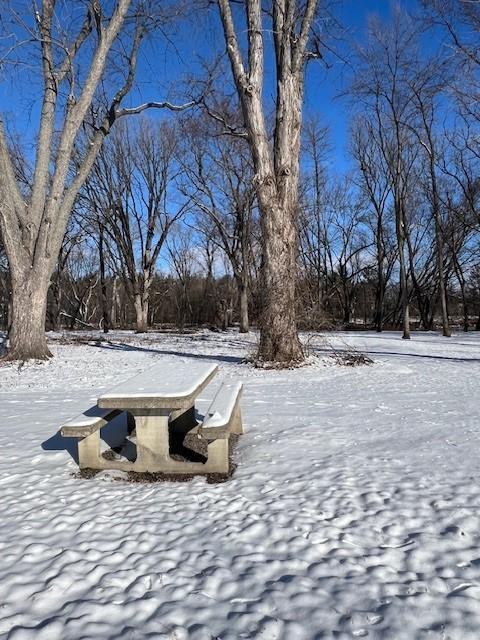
[41,412,134,465]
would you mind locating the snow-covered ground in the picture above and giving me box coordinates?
[1,329,480,640]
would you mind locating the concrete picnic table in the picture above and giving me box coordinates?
[95,361,218,472]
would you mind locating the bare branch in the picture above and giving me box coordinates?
[116,99,197,117]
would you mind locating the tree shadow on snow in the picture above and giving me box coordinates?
[90,340,245,365]
[314,345,480,363]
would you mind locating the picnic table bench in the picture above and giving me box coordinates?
[61,361,243,475]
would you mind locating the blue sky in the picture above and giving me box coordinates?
[0,1,421,171]
[135,0,420,170]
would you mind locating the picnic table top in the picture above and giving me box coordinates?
[97,360,218,410]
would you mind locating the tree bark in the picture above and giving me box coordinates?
[99,226,110,334]
[256,198,302,361]
[134,291,149,333]
[431,169,451,337]
[8,266,52,360]
[396,206,410,340]
[374,220,385,332]
[111,276,119,327]
[237,279,249,333]
[435,234,450,337]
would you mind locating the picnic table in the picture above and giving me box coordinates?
[61,360,243,475]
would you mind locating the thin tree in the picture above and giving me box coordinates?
[351,115,395,332]
[83,119,187,333]
[298,117,330,326]
[351,9,420,339]
[179,115,256,333]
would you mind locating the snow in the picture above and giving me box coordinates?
[62,406,117,430]
[98,361,218,401]
[1,329,480,639]
[203,381,243,429]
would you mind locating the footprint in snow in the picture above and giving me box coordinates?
[379,539,415,549]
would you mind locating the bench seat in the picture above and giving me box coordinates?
[198,381,243,440]
[61,406,121,438]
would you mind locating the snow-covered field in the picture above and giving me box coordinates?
[1,329,480,640]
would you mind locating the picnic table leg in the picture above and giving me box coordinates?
[131,408,171,470]
[230,404,243,435]
[78,430,102,469]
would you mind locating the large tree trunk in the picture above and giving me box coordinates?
[8,266,52,360]
[257,199,303,362]
[134,292,149,333]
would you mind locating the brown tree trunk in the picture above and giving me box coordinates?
[134,292,149,333]
[451,247,468,332]
[432,199,450,337]
[374,225,385,332]
[7,266,52,360]
[238,280,249,333]
[257,200,303,362]
[396,211,410,340]
[111,277,119,327]
[400,260,410,339]
[99,226,110,334]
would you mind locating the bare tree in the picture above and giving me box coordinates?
[298,118,330,326]
[400,57,452,336]
[83,119,187,332]
[352,9,421,339]
[216,0,322,364]
[179,115,256,333]
[0,0,194,360]
[351,115,395,332]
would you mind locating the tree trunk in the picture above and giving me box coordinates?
[257,201,303,363]
[111,276,119,327]
[397,221,410,340]
[452,251,468,332]
[433,215,450,337]
[134,292,149,333]
[7,267,52,360]
[400,276,410,339]
[374,286,384,332]
[374,229,385,332]
[238,279,249,333]
[343,300,352,325]
[99,226,110,334]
